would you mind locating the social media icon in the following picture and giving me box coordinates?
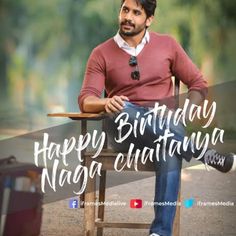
[130,199,142,208]
[184,198,195,208]
[69,199,78,209]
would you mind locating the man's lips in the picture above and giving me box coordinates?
[121,22,135,28]
[121,24,135,30]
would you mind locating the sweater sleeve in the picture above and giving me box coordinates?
[170,37,208,99]
[78,48,106,112]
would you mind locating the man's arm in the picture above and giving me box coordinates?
[82,95,129,113]
[170,36,208,104]
[184,90,205,121]
[79,46,129,113]
[188,90,204,106]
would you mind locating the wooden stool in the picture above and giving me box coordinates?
[48,113,181,236]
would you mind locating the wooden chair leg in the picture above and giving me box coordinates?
[84,158,96,236]
[173,187,181,236]
[97,170,107,236]
[80,192,85,208]
[80,119,87,209]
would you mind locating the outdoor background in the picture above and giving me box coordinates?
[0,0,236,138]
[0,1,236,236]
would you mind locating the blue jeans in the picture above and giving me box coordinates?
[104,102,193,236]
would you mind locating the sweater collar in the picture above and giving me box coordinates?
[113,31,150,56]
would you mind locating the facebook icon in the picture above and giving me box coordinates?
[69,199,78,209]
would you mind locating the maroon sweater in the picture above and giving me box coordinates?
[79,32,207,111]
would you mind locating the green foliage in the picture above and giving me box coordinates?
[0,0,236,131]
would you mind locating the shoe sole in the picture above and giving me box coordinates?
[229,153,236,172]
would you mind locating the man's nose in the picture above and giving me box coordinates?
[124,11,133,21]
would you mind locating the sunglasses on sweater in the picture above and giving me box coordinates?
[129,56,140,80]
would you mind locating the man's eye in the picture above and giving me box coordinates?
[122,8,129,13]
[134,11,141,16]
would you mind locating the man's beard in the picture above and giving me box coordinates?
[119,20,145,37]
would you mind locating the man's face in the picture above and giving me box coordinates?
[119,0,153,37]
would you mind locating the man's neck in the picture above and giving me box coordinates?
[120,30,146,48]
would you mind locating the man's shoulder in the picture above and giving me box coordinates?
[150,32,176,43]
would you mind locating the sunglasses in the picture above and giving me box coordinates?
[129,56,140,80]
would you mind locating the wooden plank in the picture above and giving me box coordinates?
[47,112,106,120]
[97,171,107,236]
[84,157,96,236]
[173,187,181,236]
[84,151,118,158]
[84,151,156,171]
[95,221,150,229]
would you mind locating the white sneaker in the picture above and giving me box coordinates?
[149,234,160,236]
[230,153,236,172]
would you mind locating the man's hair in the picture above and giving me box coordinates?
[121,0,157,18]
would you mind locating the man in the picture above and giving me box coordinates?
[79,0,236,235]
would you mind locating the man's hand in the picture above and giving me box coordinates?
[105,95,129,113]
[82,95,129,113]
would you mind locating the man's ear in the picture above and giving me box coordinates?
[146,15,154,27]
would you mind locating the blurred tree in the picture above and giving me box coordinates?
[158,0,236,82]
[0,0,235,132]
[0,0,29,101]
